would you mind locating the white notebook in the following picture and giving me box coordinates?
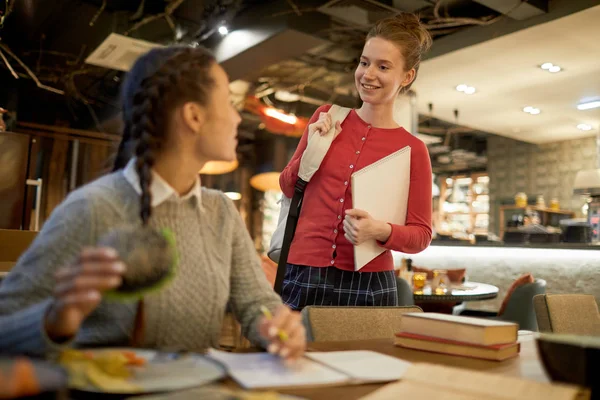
[206,349,411,390]
[351,146,411,270]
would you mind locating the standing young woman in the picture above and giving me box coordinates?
[279,13,433,310]
[0,46,305,360]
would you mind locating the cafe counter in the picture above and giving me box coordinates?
[392,242,600,312]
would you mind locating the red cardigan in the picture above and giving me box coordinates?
[279,105,432,272]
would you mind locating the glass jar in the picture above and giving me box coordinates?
[515,192,528,208]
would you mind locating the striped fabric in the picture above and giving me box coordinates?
[281,264,398,311]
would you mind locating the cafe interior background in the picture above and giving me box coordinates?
[1,0,599,310]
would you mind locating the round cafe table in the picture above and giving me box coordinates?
[413,281,499,303]
[413,281,499,313]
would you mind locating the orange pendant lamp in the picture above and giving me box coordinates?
[244,96,309,137]
[199,160,239,175]
[250,171,281,192]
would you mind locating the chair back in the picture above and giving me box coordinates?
[301,305,422,342]
[533,294,600,335]
[0,229,38,273]
[395,276,415,306]
[501,278,546,331]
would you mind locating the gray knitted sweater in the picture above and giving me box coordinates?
[0,171,281,356]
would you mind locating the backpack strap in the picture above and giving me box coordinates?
[273,178,307,295]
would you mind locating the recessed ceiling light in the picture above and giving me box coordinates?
[539,62,562,73]
[577,123,593,131]
[577,100,600,111]
[225,191,242,200]
[456,84,476,94]
[218,25,229,36]
[523,106,540,115]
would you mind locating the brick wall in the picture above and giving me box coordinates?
[487,135,597,235]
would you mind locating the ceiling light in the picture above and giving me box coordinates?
[523,106,540,115]
[218,25,229,36]
[577,123,593,131]
[456,84,476,95]
[225,191,242,200]
[539,62,562,73]
[264,108,298,125]
[577,100,600,111]
[274,90,300,102]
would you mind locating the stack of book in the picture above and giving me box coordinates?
[395,313,520,361]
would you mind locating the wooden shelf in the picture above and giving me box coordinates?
[437,173,489,235]
[499,205,574,215]
[499,206,576,240]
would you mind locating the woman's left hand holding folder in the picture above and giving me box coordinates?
[259,305,306,362]
[344,209,392,245]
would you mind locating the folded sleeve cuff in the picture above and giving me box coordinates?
[0,299,74,358]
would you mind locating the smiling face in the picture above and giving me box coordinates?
[355,36,416,106]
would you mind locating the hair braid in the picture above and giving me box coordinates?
[131,88,161,225]
[113,46,216,226]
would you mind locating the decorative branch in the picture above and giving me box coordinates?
[124,0,186,36]
[89,0,107,26]
[0,47,18,79]
[0,43,64,95]
[285,0,302,16]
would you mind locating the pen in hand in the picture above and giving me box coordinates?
[260,305,289,342]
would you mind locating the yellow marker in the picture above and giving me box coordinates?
[260,306,289,342]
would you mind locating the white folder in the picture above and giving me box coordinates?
[351,146,411,271]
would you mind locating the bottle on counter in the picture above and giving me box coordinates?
[515,192,528,208]
[536,195,546,209]
[399,258,414,288]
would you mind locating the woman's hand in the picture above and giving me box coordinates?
[308,112,342,139]
[44,248,125,342]
[344,209,392,245]
[259,305,306,362]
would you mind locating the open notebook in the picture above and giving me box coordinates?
[351,146,411,270]
[206,349,411,390]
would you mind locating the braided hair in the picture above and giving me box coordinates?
[112,46,216,225]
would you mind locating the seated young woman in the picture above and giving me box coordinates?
[0,45,305,360]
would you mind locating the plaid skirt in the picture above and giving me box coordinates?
[281,264,398,311]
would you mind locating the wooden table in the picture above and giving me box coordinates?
[223,332,547,400]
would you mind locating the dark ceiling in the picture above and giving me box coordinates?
[3,0,590,175]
